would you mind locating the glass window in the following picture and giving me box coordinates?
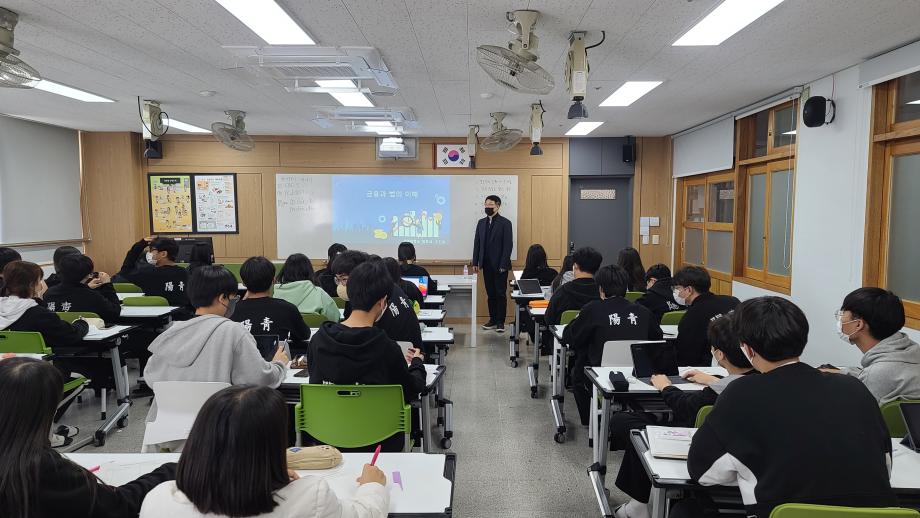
[747,174,766,270]
[887,152,920,300]
[753,110,769,157]
[684,228,704,265]
[895,71,920,124]
[773,104,797,149]
[708,181,734,223]
[706,230,733,273]
[768,169,793,275]
[686,184,705,222]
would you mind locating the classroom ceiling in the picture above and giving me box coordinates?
[1,0,919,137]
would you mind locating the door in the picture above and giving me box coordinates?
[567,177,633,263]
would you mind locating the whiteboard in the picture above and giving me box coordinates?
[276,174,517,261]
[0,115,81,244]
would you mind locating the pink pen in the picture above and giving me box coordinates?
[87,465,101,473]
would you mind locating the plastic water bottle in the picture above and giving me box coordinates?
[463,264,469,276]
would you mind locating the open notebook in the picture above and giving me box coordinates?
[646,426,697,460]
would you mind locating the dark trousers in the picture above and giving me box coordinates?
[482,267,509,326]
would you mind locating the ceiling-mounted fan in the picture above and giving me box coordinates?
[479,112,523,152]
[476,10,554,95]
[0,7,40,88]
[211,110,255,152]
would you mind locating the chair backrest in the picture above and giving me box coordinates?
[695,405,714,427]
[56,311,100,323]
[332,297,347,309]
[0,331,50,354]
[661,310,687,325]
[301,312,329,328]
[880,399,920,438]
[122,295,169,307]
[769,504,920,517]
[295,384,411,450]
[560,310,580,325]
[625,291,643,302]
[222,263,243,282]
[142,381,231,450]
[113,282,143,293]
[601,340,636,367]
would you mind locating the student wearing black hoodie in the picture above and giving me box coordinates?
[397,242,431,282]
[44,245,81,289]
[636,264,685,323]
[44,253,121,323]
[672,266,739,366]
[544,246,602,326]
[521,244,558,286]
[118,236,190,310]
[308,260,426,452]
[334,251,423,352]
[563,264,661,426]
[314,243,346,299]
[384,257,424,307]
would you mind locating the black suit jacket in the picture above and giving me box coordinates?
[472,214,513,271]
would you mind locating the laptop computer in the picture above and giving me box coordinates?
[402,276,428,297]
[901,402,920,453]
[630,341,691,385]
[516,278,543,296]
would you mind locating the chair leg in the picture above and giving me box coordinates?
[100,389,107,421]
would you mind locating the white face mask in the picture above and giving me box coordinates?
[836,318,858,343]
[145,251,157,266]
[741,344,755,365]
[375,300,388,323]
[336,283,349,301]
[673,288,687,306]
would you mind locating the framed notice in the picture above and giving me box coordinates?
[434,143,471,168]
[147,173,239,234]
[149,175,193,233]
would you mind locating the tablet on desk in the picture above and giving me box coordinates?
[516,278,543,295]
[901,402,920,453]
[631,341,691,385]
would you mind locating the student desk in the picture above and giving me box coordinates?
[421,327,455,447]
[116,292,146,301]
[429,274,477,348]
[584,365,727,517]
[661,325,679,338]
[418,309,446,325]
[280,365,450,452]
[115,306,180,328]
[629,431,920,518]
[422,294,446,309]
[509,288,549,368]
[65,452,458,517]
[526,306,547,399]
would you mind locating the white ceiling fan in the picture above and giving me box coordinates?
[479,112,523,152]
[211,110,255,152]
[0,7,40,88]
[476,10,554,96]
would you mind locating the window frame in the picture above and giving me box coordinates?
[675,170,735,294]
[865,75,920,328]
[741,160,795,289]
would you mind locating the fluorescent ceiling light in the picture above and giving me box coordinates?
[599,81,663,107]
[315,79,374,107]
[565,121,604,136]
[908,99,920,105]
[673,0,785,46]
[365,121,393,127]
[214,0,315,45]
[782,130,796,135]
[168,119,211,133]
[34,80,113,102]
[375,129,402,136]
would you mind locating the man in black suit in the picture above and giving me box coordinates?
[472,195,513,333]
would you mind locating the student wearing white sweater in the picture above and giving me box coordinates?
[140,385,389,518]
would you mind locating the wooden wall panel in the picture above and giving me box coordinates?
[225,173,264,259]
[153,140,280,168]
[531,176,564,260]
[632,137,674,268]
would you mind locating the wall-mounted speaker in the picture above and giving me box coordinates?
[803,96,836,127]
[622,136,635,163]
[144,139,163,159]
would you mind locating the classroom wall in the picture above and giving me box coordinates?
[633,137,673,268]
[730,65,920,366]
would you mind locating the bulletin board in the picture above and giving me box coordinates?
[148,173,239,234]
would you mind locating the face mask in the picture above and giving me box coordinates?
[484,207,495,216]
[836,319,858,343]
[336,284,349,301]
[223,297,238,319]
[673,289,687,306]
[741,344,755,365]
[145,252,157,266]
[375,300,388,323]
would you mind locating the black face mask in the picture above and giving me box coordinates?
[484,207,495,216]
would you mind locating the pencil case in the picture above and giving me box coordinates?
[529,300,549,308]
[286,445,342,470]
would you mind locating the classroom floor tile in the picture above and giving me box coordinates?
[58,327,630,517]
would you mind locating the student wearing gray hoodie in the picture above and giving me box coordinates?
[825,287,920,404]
[144,266,289,426]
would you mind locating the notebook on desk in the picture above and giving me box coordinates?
[646,426,697,459]
[631,341,691,385]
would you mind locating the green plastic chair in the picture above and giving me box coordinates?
[122,295,169,306]
[625,291,643,302]
[0,331,88,394]
[560,310,580,325]
[880,400,920,438]
[694,405,714,427]
[332,297,347,309]
[221,263,243,283]
[56,311,101,323]
[294,384,412,451]
[301,313,329,328]
[769,504,920,517]
[113,282,143,293]
[661,310,687,325]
